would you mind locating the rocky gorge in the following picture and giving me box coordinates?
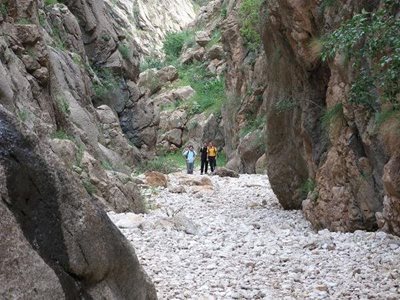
[1,0,399,298]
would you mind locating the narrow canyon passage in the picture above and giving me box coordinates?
[109,173,400,299]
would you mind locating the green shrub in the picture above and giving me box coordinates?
[163,30,194,60]
[177,62,226,115]
[140,57,166,72]
[100,34,111,42]
[51,130,73,140]
[220,2,228,19]
[38,12,46,27]
[240,115,265,137]
[375,108,400,128]
[75,143,85,167]
[321,0,400,109]
[0,3,8,16]
[274,97,297,112]
[51,27,66,50]
[187,120,199,131]
[82,179,96,195]
[17,109,29,122]
[321,0,337,10]
[118,44,130,60]
[216,150,227,167]
[101,160,113,171]
[239,0,263,51]
[207,30,221,49]
[44,0,60,5]
[56,95,70,116]
[93,68,120,99]
[16,18,32,25]
[301,178,316,199]
[136,152,184,174]
[321,103,344,128]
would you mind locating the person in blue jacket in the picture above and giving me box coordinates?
[183,144,197,174]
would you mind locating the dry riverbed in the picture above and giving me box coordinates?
[109,172,400,299]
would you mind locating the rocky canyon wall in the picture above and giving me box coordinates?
[0,109,156,299]
[220,0,400,235]
[0,0,164,297]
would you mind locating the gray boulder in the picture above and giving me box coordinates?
[206,45,224,60]
[195,31,211,47]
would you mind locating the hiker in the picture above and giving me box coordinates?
[199,142,208,175]
[183,144,197,174]
[207,141,217,173]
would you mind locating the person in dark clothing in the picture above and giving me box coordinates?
[199,142,208,175]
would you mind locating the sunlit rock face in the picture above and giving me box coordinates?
[104,0,196,57]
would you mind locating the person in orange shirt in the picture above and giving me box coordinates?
[207,141,217,173]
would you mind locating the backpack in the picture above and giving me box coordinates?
[185,150,193,159]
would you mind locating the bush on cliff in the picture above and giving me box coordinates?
[163,30,195,60]
[239,0,263,51]
[321,0,400,116]
[176,62,226,115]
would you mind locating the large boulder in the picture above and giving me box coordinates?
[120,95,159,155]
[255,154,268,174]
[144,171,169,188]
[172,86,196,101]
[185,113,224,148]
[138,66,178,96]
[73,150,145,213]
[159,109,188,131]
[0,111,156,299]
[161,128,183,147]
[181,47,206,64]
[195,31,211,47]
[206,45,224,60]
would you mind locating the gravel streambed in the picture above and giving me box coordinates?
[109,172,400,299]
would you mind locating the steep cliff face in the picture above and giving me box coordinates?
[220,0,400,235]
[105,0,196,57]
[260,0,330,210]
[219,0,269,174]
